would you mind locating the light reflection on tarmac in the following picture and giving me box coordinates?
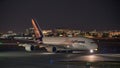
[0,52,120,68]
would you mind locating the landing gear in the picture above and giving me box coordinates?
[52,47,57,53]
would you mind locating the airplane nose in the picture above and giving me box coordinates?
[89,42,98,51]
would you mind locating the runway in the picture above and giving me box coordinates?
[0,38,120,68]
[0,52,120,68]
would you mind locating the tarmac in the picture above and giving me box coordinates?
[0,51,120,68]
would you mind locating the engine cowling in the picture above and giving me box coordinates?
[23,44,34,52]
[46,46,57,53]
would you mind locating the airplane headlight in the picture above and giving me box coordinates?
[90,49,94,53]
[94,49,98,51]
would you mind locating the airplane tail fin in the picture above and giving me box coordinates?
[31,19,43,43]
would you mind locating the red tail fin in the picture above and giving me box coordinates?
[31,19,43,42]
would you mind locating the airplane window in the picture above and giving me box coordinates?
[78,41,85,43]
[72,40,85,43]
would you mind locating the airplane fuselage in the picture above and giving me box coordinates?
[43,37,98,51]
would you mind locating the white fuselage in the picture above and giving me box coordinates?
[42,37,98,51]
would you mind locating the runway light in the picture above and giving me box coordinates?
[90,49,94,53]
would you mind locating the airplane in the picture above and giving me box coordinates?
[18,19,98,54]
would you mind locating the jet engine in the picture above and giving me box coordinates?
[19,44,34,51]
[46,46,57,53]
[24,44,34,51]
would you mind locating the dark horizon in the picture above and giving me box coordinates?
[0,0,120,33]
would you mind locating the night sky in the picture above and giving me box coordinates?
[0,0,120,33]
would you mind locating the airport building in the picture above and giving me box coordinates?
[1,28,120,39]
